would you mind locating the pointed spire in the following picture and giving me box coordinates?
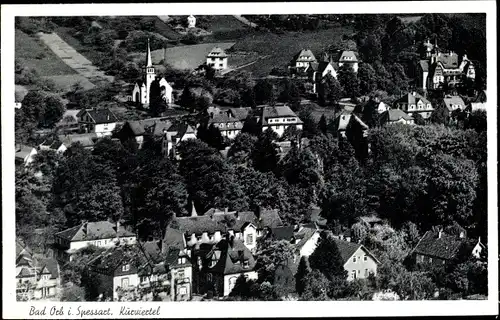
[146,38,152,67]
[190,201,198,217]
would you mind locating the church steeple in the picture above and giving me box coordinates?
[146,38,153,67]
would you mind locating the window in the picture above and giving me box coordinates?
[429,257,433,263]
[364,269,369,277]
[122,264,130,272]
[121,277,129,288]
[351,270,357,279]
[207,273,213,282]
[219,64,223,68]
[363,255,368,262]
[352,257,357,263]
[177,270,185,279]
[179,286,187,295]
[243,260,249,269]
[246,234,254,245]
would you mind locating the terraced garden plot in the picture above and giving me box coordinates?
[15,29,76,76]
[38,32,114,85]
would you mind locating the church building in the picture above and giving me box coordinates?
[131,39,173,107]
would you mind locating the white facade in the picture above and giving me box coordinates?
[298,231,320,257]
[94,123,117,137]
[263,117,303,137]
[224,271,258,296]
[242,224,257,253]
[187,15,196,28]
[113,273,139,300]
[206,56,228,70]
[344,247,378,281]
[158,78,174,104]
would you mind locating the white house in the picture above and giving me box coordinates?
[394,92,434,120]
[290,49,317,71]
[472,238,486,259]
[335,239,379,281]
[307,61,338,93]
[442,95,466,112]
[206,47,228,71]
[187,15,196,28]
[161,122,197,158]
[77,108,119,137]
[53,221,137,263]
[338,50,359,73]
[39,140,67,154]
[294,226,321,258]
[260,105,303,137]
[15,144,37,167]
[131,39,173,106]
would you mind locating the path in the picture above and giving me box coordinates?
[232,15,258,28]
[221,54,271,76]
[38,32,114,86]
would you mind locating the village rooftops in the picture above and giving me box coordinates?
[207,47,228,58]
[294,226,318,251]
[308,61,333,73]
[55,221,135,242]
[435,52,460,69]
[411,229,466,261]
[79,108,119,124]
[171,208,283,236]
[89,245,147,275]
[395,92,431,105]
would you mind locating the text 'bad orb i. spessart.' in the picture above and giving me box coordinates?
[29,305,161,317]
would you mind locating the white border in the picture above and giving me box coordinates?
[2,2,497,318]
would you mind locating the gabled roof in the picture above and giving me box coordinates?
[380,109,413,123]
[228,107,251,121]
[412,230,465,260]
[207,47,228,58]
[292,49,317,63]
[419,60,429,72]
[80,109,119,124]
[208,239,256,275]
[15,145,36,161]
[339,50,358,62]
[395,92,431,105]
[36,257,60,279]
[333,238,380,265]
[436,53,459,69]
[294,227,318,251]
[55,221,135,242]
[261,105,303,125]
[140,240,163,264]
[163,226,186,252]
[58,133,98,148]
[89,245,145,274]
[443,96,466,111]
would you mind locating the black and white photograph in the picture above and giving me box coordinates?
[2,1,497,318]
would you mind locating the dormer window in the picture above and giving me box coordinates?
[122,264,130,272]
[243,260,249,269]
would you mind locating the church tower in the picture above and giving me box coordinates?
[144,38,156,105]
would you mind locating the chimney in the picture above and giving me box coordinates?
[438,229,442,239]
[116,220,120,242]
[412,91,416,96]
[235,211,240,220]
[82,221,88,235]
[163,47,167,64]
[224,207,228,215]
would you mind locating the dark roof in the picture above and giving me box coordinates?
[412,230,465,260]
[333,238,362,263]
[207,47,228,58]
[208,239,256,275]
[270,226,295,241]
[55,221,135,242]
[261,105,303,125]
[36,257,60,279]
[437,53,459,69]
[294,227,318,250]
[164,247,191,269]
[89,245,144,274]
[140,240,163,263]
[163,227,186,252]
[15,145,35,160]
[443,96,466,111]
[81,109,119,124]
[173,209,283,236]
[380,109,413,123]
[58,133,98,148]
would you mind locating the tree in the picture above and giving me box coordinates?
[251,129,279,173]
[229,274,254,298]
[177,139,248,212]
[179,86,196,111]
[241,116,261,136]
[430,103,450,125]
[278,78,301,104]
[318,74,343,106]
[337,65,360,99]
[255,239,295,283]
[308,232,347,281]
[295,256,310,295]
[318,115,328,135]
[149,78,167,116]
[198,124,225,150]
[358,63,378,95]
[254,79,276,105]
[227,133,258,165]
[359,33,382,63]
[300,269,330,300]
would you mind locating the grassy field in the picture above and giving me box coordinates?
[208,15,249,32]
[130,42,236,70]
[233,27,353,77]
[15,29,76,76]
